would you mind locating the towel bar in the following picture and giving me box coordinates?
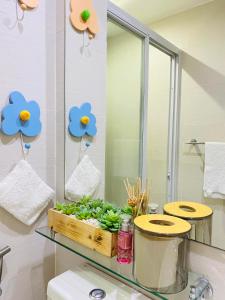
[0,246,11,296]
[186,139,205,145]
[0,246,11,258]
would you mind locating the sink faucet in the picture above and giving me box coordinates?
[189,277,213,300]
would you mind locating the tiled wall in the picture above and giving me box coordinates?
[0,1,56,299]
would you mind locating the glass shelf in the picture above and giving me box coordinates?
[36,227,199,300]
[36,226,167,299]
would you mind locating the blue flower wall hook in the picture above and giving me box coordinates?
[69,102,97,138]
[1,91,42,137]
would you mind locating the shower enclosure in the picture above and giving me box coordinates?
[105,2,181,209]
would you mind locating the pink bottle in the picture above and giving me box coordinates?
[117,217,132,264]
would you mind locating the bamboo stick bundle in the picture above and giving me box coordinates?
[123,177,150,218]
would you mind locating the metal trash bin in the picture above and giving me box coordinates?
[133,214,191,294]
[164,201,213,245]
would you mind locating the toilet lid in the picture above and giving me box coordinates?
[164,201,213,220]
[134,214,191,237]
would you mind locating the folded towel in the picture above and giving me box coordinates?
[203,142,225,199]
[0,160,55,225]
[65,155,101,201]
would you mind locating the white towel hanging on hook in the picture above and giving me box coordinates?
[0,160,55,225]
[65,155,101,201]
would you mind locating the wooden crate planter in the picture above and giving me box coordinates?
[48,209,118,257]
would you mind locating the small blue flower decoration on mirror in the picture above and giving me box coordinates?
[1,91,42,137]
[69,102,97,138]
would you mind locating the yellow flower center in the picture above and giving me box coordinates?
[20,110,31,121]
[80,116,90,125]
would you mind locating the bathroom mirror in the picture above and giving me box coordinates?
[107,0,225,252]
[65,0,225,252]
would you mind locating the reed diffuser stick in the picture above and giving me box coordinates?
[123,177,150,217]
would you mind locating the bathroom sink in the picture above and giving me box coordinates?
[47,263,151,300]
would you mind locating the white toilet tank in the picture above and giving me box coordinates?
[47,263,150,300]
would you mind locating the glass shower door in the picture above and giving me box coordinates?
[147,45,172,210]
[105,20,143,207]
[106,7,180,208]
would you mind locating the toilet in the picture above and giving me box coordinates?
[47,263,150,300]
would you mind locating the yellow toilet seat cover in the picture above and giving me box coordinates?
[134,214,191,237]
[164,201,213,220]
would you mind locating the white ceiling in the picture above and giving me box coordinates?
[111,0,214,24]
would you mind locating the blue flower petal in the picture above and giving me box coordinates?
[69,119,85,137]
[21,118,42,137]
[86,124,97,136]
[9,91,27,106]
[69,106,82,121]
[80,103,91,114]
[86,114,97,136]
[2,99,23,120]
[27,101,41,118]
[1,115,19,135]
[88,113,96,124]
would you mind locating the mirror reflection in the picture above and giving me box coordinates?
[106,20,143,208]
[65,0,225,253]
[107,0,225,251]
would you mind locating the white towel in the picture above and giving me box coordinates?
[65,155,101,201]
[203,142,225,199]
[0,160,55,225]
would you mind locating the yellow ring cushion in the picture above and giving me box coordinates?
[134,214,191,237]
[164,201,213,220]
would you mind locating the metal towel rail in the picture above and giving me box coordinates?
[0,246,11,296]
[186,139,205,145]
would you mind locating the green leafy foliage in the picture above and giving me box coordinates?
[121,205,133,216]
[91,207,104,219]
[54,196,130,232]
[89,198,103,209]
[75,207,92,220]
[55,202,78,215]
[98,210,122,232]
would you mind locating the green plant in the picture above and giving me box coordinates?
[75,207,92,220]
[89,198,103,209]
[91,206,103,219]
[54,197,131,232]
[121,205,133,216]
[55,202,78,215]
[98,210,122,232]
[55,202,64,211]
[102,202,116,213]
[77,195,92,206]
